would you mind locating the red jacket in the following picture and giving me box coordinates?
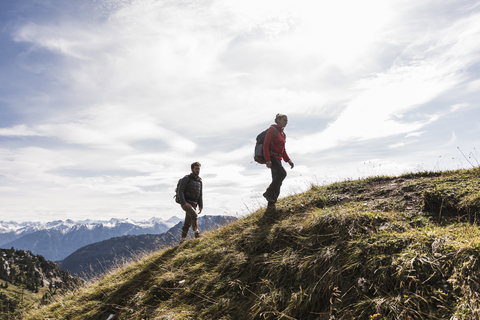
[263,124,290,162]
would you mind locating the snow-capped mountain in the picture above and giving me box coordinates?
[58,215,237,280]
[0,216,183,261]
[0,217,181,237]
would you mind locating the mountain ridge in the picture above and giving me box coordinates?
[0,216,183,261]
[0,216,182,238]
[58,215,236,280]
[20,168,480,319]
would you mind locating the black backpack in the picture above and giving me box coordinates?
[253,126,278,164]
[174,175,190,203]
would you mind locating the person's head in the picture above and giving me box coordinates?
[275,113,288,128]
[191,161,201,176]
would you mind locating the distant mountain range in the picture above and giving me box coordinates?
[58,215,235,279]
[0,217,182,261]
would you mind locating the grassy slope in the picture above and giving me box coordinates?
[21,168,480,320]
[1,283,50,318]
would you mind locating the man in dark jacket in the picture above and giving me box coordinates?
[178,161,203,244]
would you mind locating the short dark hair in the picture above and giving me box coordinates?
[191,162,201,170]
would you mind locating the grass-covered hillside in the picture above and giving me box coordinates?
[21,168,480,320]
[0,248,82,318]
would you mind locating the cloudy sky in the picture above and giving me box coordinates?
[1,0,479,223]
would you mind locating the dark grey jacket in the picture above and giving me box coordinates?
[178,173,203,208]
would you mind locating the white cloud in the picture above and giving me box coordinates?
[291,10,480,155]
[1,104,197,152]
[0,125,46,137]
[0,147,76,183]
[389,142,406,149]
[451,103,470,112]
[10,0,394,135]
[0,187,17,192]
[466,79,480,92]
[405,131,426,138]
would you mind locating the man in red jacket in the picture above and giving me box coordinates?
[263,114,294,207]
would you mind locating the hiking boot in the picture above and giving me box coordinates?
[264,204,277,218]
[194,231,201,238]
[179,237,186,244]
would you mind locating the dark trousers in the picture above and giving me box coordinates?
[267,157,287,201]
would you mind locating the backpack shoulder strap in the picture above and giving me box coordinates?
[269,126,278,145]
[180,175,191,188]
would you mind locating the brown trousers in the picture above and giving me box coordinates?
[182,204,198,235]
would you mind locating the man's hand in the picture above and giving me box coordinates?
[266,161,272,168]
[181,203,192,211]
[288,160,294,169]
[198,207,203,214]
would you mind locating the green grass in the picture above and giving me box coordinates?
[1,282,52,319]
[19,168,480,320]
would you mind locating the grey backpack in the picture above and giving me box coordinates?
[254,126,278,164]
[174,175,190,203]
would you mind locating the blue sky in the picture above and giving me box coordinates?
[0,0,479,222]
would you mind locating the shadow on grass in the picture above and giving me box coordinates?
[85,245,181,320]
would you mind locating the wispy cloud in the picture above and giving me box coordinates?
[0,125,47,137]
[0,105,197,151]
[291,9,480,155]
